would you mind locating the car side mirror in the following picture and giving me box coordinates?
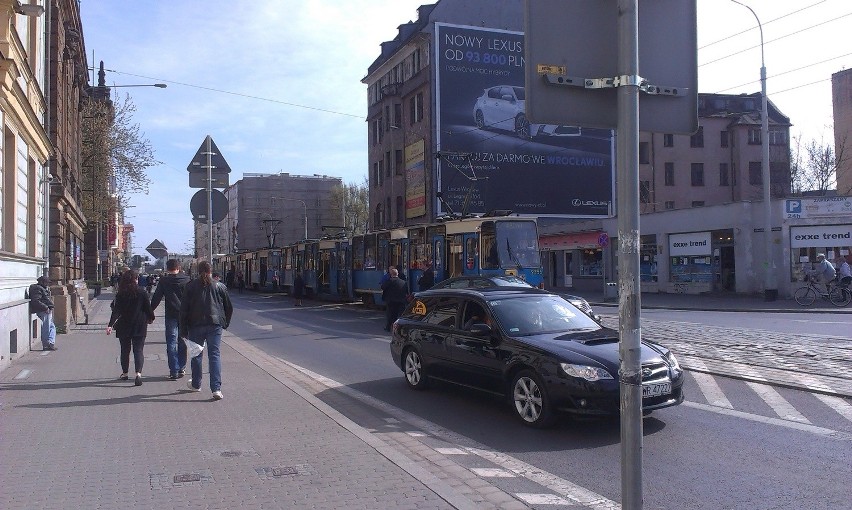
[468,323,492,336]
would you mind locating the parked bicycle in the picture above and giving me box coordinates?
[794,274,851,307]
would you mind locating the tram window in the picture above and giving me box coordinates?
[353,237,364,270]
[495,221,539,268]
[365,235,377,269]
[481,222,498,269]
[450,235,464,277]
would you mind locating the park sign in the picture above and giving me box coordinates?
[187,136,232,189]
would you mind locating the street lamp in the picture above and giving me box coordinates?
[272,197,308,241]
[731,0,776,301]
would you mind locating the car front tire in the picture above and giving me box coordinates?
[511,370,555,428]
[403,348,429,390]
[515,114,531,140]
[475,110,485,129]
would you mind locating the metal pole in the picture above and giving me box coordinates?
[731,0,774,300]
[206,135,213,262]
[617,0,643,508]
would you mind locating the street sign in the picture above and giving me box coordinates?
[598,232,609,248]
[145,239,168,260]
[190,189,228,224]
[187,136,231,189]
[524,0,698,134]
[189,170,229,188]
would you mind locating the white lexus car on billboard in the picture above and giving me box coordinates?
[472,85,581,140]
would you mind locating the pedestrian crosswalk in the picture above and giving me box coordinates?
[684,370,852,431]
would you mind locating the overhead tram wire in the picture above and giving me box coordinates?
[698,0,826,50]
[714,51,852,93]
[699,11,852,67]
[96,67,363,119]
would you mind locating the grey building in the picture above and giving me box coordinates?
[195,172,343,257]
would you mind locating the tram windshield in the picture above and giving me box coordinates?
[482,221,541,269]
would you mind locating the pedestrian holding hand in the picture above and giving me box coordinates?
[150,259,190,380]
[107,270,155,386]
[180,260,233,400]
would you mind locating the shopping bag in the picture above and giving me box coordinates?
[184,337,205,358]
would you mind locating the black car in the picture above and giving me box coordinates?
[428,275,601,322]
[390,287,684,428]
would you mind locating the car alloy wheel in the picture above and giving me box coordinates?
[475,110,485,129]
[515,114,531,140]
[511,370,554,428]
[404,349,428,390]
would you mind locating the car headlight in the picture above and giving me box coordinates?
[560,363,614,381]
[664,351,682,373]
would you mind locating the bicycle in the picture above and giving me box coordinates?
[794,274,851,307]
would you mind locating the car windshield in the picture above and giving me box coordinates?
[495,221,540,268]
[488,295,600,336]
[513,87,525,100]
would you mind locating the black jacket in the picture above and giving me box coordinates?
[150,272,190,318]
[28,283,54,314]
[418,269,435,291]
[180,279,233,338]
[381,277,408,304]
[108,288,155,338]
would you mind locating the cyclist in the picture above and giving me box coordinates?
[810,253,836,295]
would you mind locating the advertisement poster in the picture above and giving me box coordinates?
[435,23,615,217]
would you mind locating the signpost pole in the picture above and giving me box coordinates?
[617,1,643,508]
[206,135,213,263]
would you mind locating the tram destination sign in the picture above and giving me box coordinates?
[434,23,615,218]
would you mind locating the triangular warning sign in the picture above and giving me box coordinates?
[186,135,232,173]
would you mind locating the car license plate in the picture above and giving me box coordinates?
[642,381,672,398]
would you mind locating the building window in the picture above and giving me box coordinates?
[748,128,761,145]
[16,135,28,254]
[691,163,704,186]
[749,161,762,184]
[640,180,651,203]
[691,201,705,207]
[386,197,392,224]
[393,103,402,128]
[640,234,658,282]
[665,201,675,210]
[378,160,384,186]
[412,48,421,74]
[396,196,403,223]
[690,126,704,148]
[409,92,424,125]
[720,130,729,148]
[769,130,787,145]
[385,151,391,177]
[639,142,650,164]
[663,134,673,147]
[664,162,674,186]
[372,162,378,186]
[719,163,729,186]
[395,150,403,175]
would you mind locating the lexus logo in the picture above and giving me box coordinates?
[572,199,581,207]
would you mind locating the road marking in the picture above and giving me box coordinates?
[746,382,811,423]
[470,468,516,477]
[13,369,32,380]
[688,359,733,409]
[515,493,573,505]
[683,402,848,440]
[244,320,272,331]
[435,447,467,455]
[813,393,852,423]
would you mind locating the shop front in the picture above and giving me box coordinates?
[788,223,852,283]
[666,229,736,293]
[540,231,609,292]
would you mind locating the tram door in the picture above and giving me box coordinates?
[431,234,446,283]
[337,241,351,298]
[462,233,479,276]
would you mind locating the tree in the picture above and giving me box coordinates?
[790,133,849,195]
[330,178,369,235]
[80,93,159,223]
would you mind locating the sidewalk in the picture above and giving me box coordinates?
[0,289,492,510]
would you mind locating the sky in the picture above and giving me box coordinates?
[79,0,850,257]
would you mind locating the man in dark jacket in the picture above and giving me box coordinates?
[418,263,435,291]
[180,261,233,400]
[29,276,56,350]
[151,259,190,379]
[381,267,408,332]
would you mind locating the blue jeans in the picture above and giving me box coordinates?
[188,324,222,392]
[164,317,187,376]
[36,310,56,347]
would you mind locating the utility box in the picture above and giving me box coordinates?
[604,282,618,301]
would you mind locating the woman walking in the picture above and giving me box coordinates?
[107,270,155,385]
[180,260,233,400]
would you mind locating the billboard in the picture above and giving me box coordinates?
[405,139,427,218]
[435,23,615,217]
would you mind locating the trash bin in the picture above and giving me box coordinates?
[604,282,618,301]
[93,284,101,297]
